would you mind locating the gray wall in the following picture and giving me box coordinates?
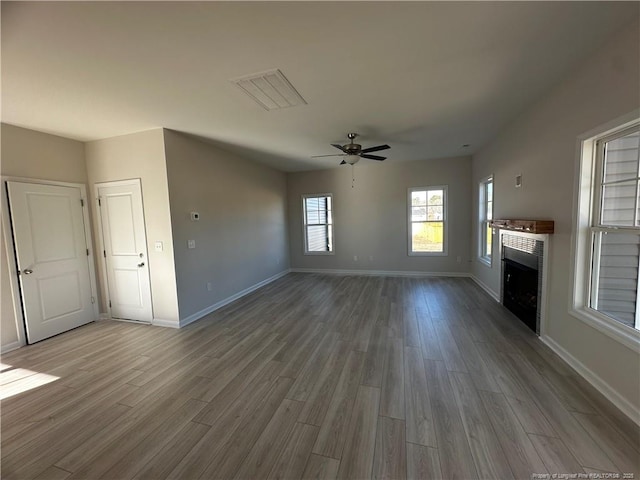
[85,129,180,324]
[471,21,640,412]
[163,130,289,322]
[287,156,471,274]
[1,124,88,349]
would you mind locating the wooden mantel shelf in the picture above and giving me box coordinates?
[490,219,554,234]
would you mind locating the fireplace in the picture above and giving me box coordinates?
[500,233,545,335]
[503,247,538,332]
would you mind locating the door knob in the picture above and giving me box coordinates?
[138,262,145,267]
[23,269,33,275]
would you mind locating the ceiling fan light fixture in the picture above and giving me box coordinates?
[311,133,390,164]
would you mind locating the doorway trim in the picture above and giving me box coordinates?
[1,176,100,349]
[92,178,154,323]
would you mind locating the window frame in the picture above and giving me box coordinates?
[478,175,494,266]
[589,125,640,323]
[407,185,448,257]
[302,193,334,256]
[570,116,640,351]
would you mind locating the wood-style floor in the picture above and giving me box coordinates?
[1,274,639,480]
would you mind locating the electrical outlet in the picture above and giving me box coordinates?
[457,255,461,263]
[369,255,373,261]
[353,255,358,261]
[154,241,163,252]
[207,282,213,291]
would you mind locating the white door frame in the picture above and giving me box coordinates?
[1,176,100,348]
[92,178,153,322]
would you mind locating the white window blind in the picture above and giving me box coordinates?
[303,194,333,254]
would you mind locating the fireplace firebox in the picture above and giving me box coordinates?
[502,246,539,333]
[497,229,549,337]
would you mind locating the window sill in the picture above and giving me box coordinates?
[408,251,447,257]
[478,256,492,268]
[569,306,640,352]
[303,251,334,256]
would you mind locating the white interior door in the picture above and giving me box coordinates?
[97,180,152,323]
[7,181,95,344]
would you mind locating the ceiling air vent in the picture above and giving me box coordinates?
[230,69,307,111]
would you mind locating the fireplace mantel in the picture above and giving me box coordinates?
[491,219,554,234]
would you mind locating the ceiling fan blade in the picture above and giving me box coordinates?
[331,143,347,153]
[340,160,347,165]
[311,154,346,158]
[361,154,386,161]
[361,144,390,154]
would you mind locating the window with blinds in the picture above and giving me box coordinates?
[303,194,333,254]
[590,125,640,330]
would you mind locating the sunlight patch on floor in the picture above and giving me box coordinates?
[0,365,59,400]
[0,362,13,372]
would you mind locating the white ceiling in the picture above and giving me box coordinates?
[2,1,637,171]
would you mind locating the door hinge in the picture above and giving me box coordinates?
[98,197,102,207]
[103,250,106,258]
[86,248,90,256]
[109,300,112,308]
[91,297,95,304]
[80,198,85,207]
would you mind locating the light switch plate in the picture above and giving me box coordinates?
[154,241,163,252]
[188,240,196,249]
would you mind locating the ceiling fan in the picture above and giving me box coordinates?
[312,133,390,165]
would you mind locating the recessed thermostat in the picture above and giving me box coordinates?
[190,212,200,221]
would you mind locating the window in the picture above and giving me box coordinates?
[303,194,333,254]
[408,186,447,255]
[572,118,640,348]
[590,125,640,330]
[479,176,493,264]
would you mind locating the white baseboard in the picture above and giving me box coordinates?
[471,275,500,302]
[152,318,180,329]
[290,268,470,278]
[1,341,23,354]
[179,269,290,328]
[99,314,161,327]
[540,335,640,426]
